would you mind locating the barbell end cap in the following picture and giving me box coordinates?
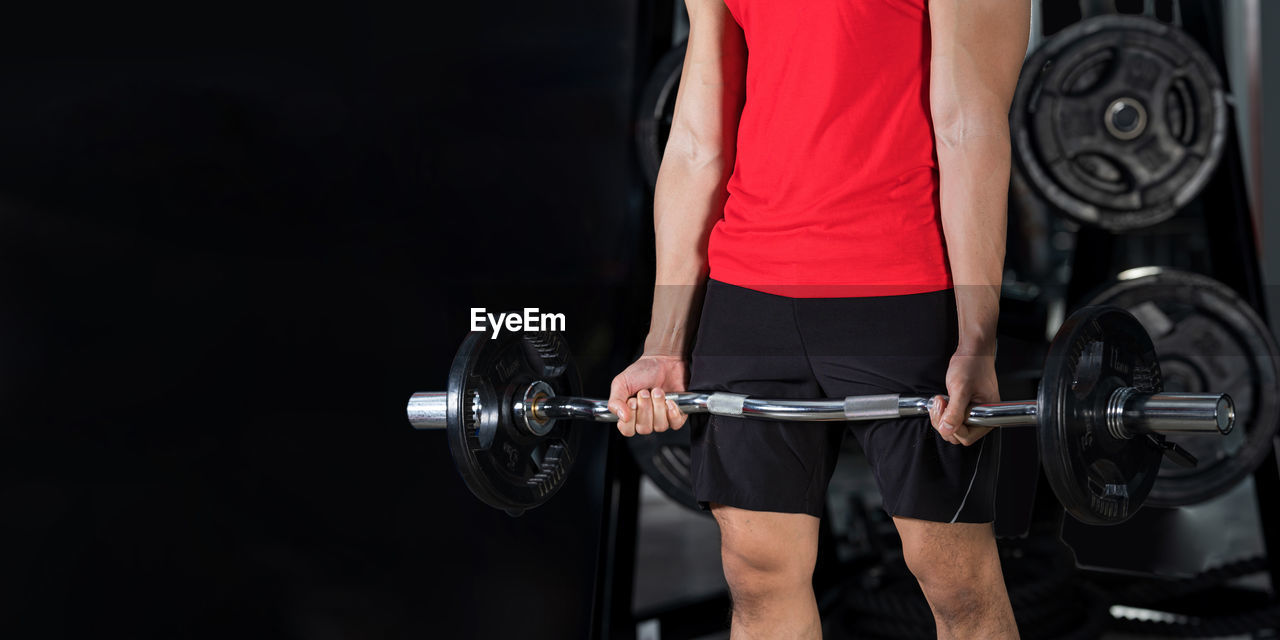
[407,391,449,430]
[1217,394,1235,435]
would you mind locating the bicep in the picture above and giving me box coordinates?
[663,0,747,165]
[928,0,1030,142]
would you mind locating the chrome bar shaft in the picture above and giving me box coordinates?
[409,390,1040,428]
[1123,393,1235,435]
[961,400,1039,427]
[408,388,1231,435]
[408,392,448,429]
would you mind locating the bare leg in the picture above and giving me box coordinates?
[894,516,1019,640]
[711,503,823,640]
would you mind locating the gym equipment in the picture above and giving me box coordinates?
[409,306,1235,524]
[434,330,582,516]
[625,421,702,512]
[1010,15,1226,231]
[1084,268,1280,507]
[820,536,1110,640]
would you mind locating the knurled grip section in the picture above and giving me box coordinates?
[706,392,749,416]
[843,394,902,420]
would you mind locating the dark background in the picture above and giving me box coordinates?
[0,1,653,637]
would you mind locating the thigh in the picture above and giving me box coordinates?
[893,516,998,560]
[798,289,1000,523]
[795,287,956,393]
[893,516,1002,585]
[688,280,839,517]
[713,502,822,576]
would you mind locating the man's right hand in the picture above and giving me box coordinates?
[607,355,690,437]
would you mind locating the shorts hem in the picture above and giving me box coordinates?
[882,506,996,525]
[695,492,825,519]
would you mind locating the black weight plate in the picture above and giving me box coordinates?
[625,414,707,514]
[445,330,582,516]
[1040,305,1165,525]
[1085,268,1280,507]
[1011,15,1226,230]
[635,42,686,188]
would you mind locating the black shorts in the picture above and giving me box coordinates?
[688,279,1001,522]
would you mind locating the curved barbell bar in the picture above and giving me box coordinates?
[408,386,1234,437]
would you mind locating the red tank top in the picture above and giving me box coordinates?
[708,0,952,298]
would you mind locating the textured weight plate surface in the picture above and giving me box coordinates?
[1040,305,1165,525]
[626,415,706,513]
[1086,269,1280,507]
[1011,15,1226,230]
[445,331,581,516]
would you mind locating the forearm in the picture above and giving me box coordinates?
[642,0,746,357]
[928,0,1028,356]
[937,125,1010,354]
[644,156,731,356]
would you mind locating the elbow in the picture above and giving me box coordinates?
[930,99,1011,151]
[663,128,733,175]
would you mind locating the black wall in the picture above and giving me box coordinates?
[0,2,647,637]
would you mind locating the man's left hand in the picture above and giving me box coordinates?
[929,351,999,446]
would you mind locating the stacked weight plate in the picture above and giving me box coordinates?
[1011,15,1227,231]
[1083,268,1280,507]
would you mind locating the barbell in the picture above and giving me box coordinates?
[408,305,1234,525]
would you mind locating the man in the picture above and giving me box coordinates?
[608,1,1029,637]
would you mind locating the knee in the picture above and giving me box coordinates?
[717,526,816,613]
[902,541,996,625]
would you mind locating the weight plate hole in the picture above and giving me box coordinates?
[1166,77,1197,145]
[1071,153,1129,193]
[1061,49,1114,95]
[464,388,481,435]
